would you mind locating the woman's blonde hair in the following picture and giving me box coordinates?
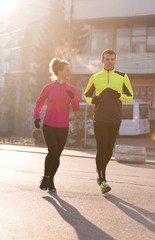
[49,58,70,77]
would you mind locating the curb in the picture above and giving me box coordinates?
[0,147,155,165]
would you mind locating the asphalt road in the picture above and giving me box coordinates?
[0,149,155,240]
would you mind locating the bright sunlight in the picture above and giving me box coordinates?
[0,0,18,15]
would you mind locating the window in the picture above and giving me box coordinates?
[131,26,146,53]
[139,104,149,119]
[81,24,155,55]
[91,26,112,55]
[116,28,130,53]
[147,27,155,52]
[80,25,91,54]
[122,105,133,120]
[116,25,155,54]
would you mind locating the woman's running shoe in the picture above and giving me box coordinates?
[100,181,111,194]
[48,179,56,192]
[39,176,49,190]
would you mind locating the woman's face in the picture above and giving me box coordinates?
[58,64,71,82]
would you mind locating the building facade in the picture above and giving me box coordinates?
[0,0,51,137]
[1,0,155,137]
[69,0,155,125]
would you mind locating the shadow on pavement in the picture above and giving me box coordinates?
[105,194,155,234]
[43,192,114,240]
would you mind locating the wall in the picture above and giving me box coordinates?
[73,0,155,20]
[71,53,155,74]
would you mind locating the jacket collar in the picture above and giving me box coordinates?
[56,80,66,86]
[102,68,115,73]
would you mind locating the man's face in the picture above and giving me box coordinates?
[102,53,116,71]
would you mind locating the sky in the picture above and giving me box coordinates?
[0,0,18,15]
[0,0,18,31]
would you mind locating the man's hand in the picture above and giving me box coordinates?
[92,96,100,104]
[34,119,41,128]
[111,90,121,99]
[66,90,74,99]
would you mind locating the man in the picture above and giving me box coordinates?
[84,49,133,194]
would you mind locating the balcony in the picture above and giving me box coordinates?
[73,0,155,20]
[71,53,155,74]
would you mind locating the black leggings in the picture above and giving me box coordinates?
[94,121,120,182]
[43,124,68,180]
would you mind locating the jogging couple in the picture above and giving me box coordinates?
[34,49,133,194]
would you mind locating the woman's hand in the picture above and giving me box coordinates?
[66,90,74,99]
[34,119,41,128]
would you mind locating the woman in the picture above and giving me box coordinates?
[34,58,79,192]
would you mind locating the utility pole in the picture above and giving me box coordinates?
[68,0,73,64]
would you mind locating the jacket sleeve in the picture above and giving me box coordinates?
[119,74,134,102]
[34,85,48,120]
[84,75,96,104]
[70,87,79,112]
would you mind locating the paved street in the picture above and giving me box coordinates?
[0,147,155,240]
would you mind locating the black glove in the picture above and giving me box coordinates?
[66,90,74,99]
[111,90,121,99]
[34,119,41,128]
[92,96,100,104]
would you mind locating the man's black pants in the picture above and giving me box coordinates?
[94,121,121,182]
[43,124,68,180]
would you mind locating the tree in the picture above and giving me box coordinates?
[30,0,69,100]
[2,24,32,136]
[2,0,88,137]
[30,0,88,102]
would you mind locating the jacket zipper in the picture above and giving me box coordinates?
[108,71,109,84]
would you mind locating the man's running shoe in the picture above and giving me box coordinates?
[100,181,111,194]
[48,179,56,192]
[39,176,49,190]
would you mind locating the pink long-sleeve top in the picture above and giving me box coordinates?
[34,81,79,128]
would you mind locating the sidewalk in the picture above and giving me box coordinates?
[86,135,155,149]
[85,135,155,158]
[116,136,155,159]
[116,136,155,151]
[0,143,154,164]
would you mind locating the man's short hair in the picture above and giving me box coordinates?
[101,49,116,60]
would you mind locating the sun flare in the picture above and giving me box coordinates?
[0,0,18,15]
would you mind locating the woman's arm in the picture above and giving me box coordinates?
[69,87,79,112]
[34,85,48,120]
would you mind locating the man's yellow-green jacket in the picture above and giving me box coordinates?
[84,68,134,123]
